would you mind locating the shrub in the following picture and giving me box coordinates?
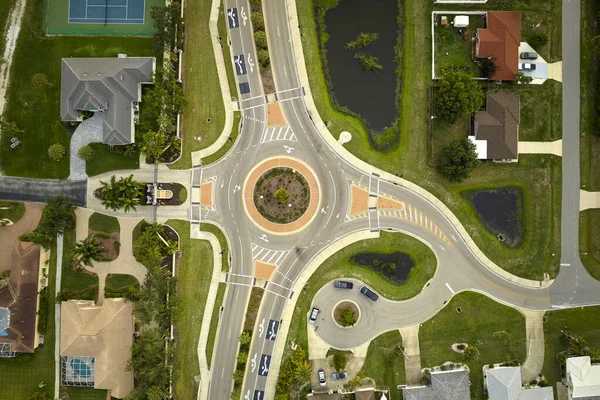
[332,352,347,371]
[274,188,290,204]
[251,12,264,30]
[19,231,51,248]
[77,145,95,161]
[48,143,66,161]
[463,346,480,360]
[528,32,548,49]
[339,308,357,327]
[37,288,48,334]
[257,49,270,66]
[254,30,268,48]
[382,262,396,276]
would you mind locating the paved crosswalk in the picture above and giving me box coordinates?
[251,243,289,265]
[260,125,297,143]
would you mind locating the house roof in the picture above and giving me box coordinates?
[60,298,134,399]
[487,367,554,400]
[476,12,521,80]
[474,92,520,160]
[60,57,155,145]
[403,369,470,400]
[0,241,41,354]
[355,389,376,400]
[567,356,600,398]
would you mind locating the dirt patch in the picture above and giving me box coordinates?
[88,229,120,261]
[333,301,359,327]
[267,102,286,126]
[253,168,310,224]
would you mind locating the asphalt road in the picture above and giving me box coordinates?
[0,177,87,206]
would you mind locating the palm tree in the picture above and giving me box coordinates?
[98,175,143,212]
[77,145,95,161]
[293,359,312,383]
[165,240,179,255]
[48,143,66,161]
[72,235,105,267]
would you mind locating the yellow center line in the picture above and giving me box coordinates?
[482,278,549,301]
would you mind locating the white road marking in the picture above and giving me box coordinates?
[445,282,455,294]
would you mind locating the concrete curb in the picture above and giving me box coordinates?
[190,0,235,166]
[284,0,550,290]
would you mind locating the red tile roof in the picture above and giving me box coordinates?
[476,12,521,80]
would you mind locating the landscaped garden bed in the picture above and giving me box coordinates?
[155,182,187,205]
[333,301,359,327]
[253,168,310,224]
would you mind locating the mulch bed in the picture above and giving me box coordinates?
[333,301,359,326]
[253,168,310,223]
[89,229,120,261]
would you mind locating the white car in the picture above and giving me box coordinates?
[309,307,320,324]
[519,63,536,71]
[318,369,326,386]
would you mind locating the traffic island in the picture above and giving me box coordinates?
[332,300,361,328]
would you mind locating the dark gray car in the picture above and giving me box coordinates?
[333,280,353,289]
[360,286,379,301]
[520,51,538,60]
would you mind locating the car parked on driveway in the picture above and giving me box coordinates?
[318,369,326,386]
[519,62,536,71]
[331,371,348,380]
[333,280,353,289]
[309,307,320,324]
[360,286,379,301]
[520,51,538,60]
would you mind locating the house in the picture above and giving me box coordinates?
[566,356,600,399]
[486,366,553,400]
[355,389,377,400]
[403,369,470,399]
[60,298,134,399]
[469,92,520,161]
[476,12,521,80]
[0,242,42,358]
[60,56,155,145]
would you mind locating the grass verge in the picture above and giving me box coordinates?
[284,231,436,355]
[206,282,226,369]
[360,330,406,398]
[0,201,24,223]
[579,210,600,280]
[541,306,600,384]
[59,386,107,400]
[419,292,526,399]
[88,212,120,234]
[86,144,140,177]
[200,222,230,272]
[201,111,242,166]
[105,273,139,298]
[168,219,214,399]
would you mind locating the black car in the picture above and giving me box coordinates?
[333,280,353,289]
[360,286,379,301]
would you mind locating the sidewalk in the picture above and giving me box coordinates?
[519,140,562,157]
[399,325,422,385]
[54,233,64,400]
[190,224,224,400]
[190,0,235,167]
[580,190,600,211]
[519,310,545,383]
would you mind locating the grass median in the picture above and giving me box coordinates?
[284,231,436,355]
[206,282,226,369]
[200,222,230,272]
[169,219,214,399]
[419,292,527,399]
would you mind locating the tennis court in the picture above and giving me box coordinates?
[69,0,145,24]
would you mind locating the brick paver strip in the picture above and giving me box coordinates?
[243,157,321,234]
[267,102,286,126]
[200,182,214,206]
[349,185,369,216]
[377,196,405,210]
[254,260,276,280]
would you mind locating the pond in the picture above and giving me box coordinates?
[466,188,523,247]
[351,251,414,283]
[324,0,399,132]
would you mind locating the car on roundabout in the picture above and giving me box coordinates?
[333,280,353,289]
[331,371,348,380]
[309,307,320,324]
[360,286,379,301]
[318,369,326,386]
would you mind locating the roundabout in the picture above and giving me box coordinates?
[242,156,321,235]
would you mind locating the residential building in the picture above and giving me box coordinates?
[60,56,155,145]
[566,356,600,399]
[60,298,134,399]
[0,242,42,358]
[403,369,470,399]
[486,366,553,400]
[476,11,521,80]
[469,92,520,161]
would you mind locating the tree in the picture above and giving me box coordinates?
[251,12,264,30]
[143,58,187,131]
[97,175,144,212]
[237,352,248,366]
[127,328,170,398]
[40,195,75,236]
[332,351,347,371]
[436,138,479,182]
[239,331,252,346]
[31,73,52,89]
[133,223,178,268]
[435,69,485,123]
[0,118,23,137]
[254,30,268,48]
[462,345,480,360]
[139,130,167,162]
[233,369,245,385]
[77,145,95,161]
[72,236,105,267]
[528,32,548,49]
[274,188,290,204]
[339,309,357,327]
[293,358,312,382]
[481,57,499,79]
[151,4,183,53]
[257,49,270,66]
[48,143,66,161]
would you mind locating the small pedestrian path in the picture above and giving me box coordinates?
[68,113,104,180]
[75,208,148,305]
[580,190,600,211]
[520,310,545,383]
[54,233,64,400]
[399,325,422,385]
[519,140,562,157]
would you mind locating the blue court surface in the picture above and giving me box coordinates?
[69,0,145,24]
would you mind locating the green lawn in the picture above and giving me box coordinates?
[283,231,436,355]
[201,111,242,166]
[0,238,56,398]
[0,0,153,178]
[169,0,226,169]
[60,386,108,400]
[206,282,226,369]
[105,273,139,298]
[168,220,214,400]
[86,143,140,177]
[0,201,25,223]
[244,287,264,331]
[580,210,600,280]
[0,0,16,58]
[419,292,527,399]
[61,227,99,298]
[88,212,120,234]
[200,222,230,272]
[360,330,406,399]
[433,15,483,78]
[541,306,600,385]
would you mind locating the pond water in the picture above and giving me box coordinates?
[351,251,414,282]
[324,0,398,132]
[466,188,523,247]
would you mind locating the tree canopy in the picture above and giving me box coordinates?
[436,138,480,182]
[72,236,105,267]
[127,327,171,400]
[97,175,144,212]
[435,69,485,123]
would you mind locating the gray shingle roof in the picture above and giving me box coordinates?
[60,57,155,145]
[487,367,554,400]
[403,370,470,400]
[474,92,520,160]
